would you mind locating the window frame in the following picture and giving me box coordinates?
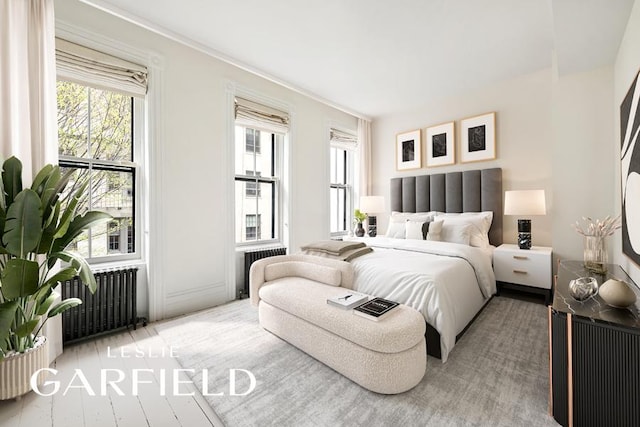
[329,145,355,237]
[234,125,283,247]
[56,82,144,264]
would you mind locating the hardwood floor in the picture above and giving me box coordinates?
[0,324,224,427]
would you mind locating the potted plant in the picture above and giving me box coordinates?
[0,156,111,400]
[353,209,367,237]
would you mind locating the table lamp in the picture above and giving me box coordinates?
[359,196,385,237]
[504,190,546,249]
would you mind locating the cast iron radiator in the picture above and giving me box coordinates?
[61,267,146,344]
[243,247,287,298]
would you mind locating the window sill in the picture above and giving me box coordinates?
[235,242,285,253]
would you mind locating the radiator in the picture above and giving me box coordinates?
[243,247,287,298]
[61,267,145,344]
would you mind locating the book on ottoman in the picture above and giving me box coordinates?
[327,292,369,309]
[353,297,399,321]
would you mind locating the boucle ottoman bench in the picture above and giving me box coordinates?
[250,254,426,394]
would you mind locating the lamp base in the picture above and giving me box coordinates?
[518,232,532,250]
[517,219,532,250]
[367,215,377,237]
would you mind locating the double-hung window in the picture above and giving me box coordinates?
[55,38,146,262]
[329,128,357,236]
[234,97,288,245]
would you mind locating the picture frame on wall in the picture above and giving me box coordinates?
[460,112,496,163]
[396,129,421,171]
[620,68,640,267]
[426,121,455,167]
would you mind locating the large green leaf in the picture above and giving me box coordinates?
[2,156,23,207]
[30,164,55,196]
[50,251,97,293]
[2,189,43,257]
[0,301,19,343]
[52,211,112,253]
[48,298,82,317]
[36,291,60,316]
[15,318,40,338]
[1,259,40,299]
[54,180,88,240]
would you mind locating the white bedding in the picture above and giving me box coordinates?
[349,237,496,362]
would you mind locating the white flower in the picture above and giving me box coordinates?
[572,215,621,237]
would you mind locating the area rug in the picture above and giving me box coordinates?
[154,297,558,427]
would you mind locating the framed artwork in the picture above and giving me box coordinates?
[460,112,496,163]
[426,121,455,167]
[396,129,421,171]
[620,68,640,267]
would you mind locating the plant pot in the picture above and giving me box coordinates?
[355,222,365,237]
[0,336,48,400]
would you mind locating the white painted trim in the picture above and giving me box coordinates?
[146,54,166,321]
[55,19,167,322]
[165,282,226,299]
[225,81,237,301]
[78,0,370,121]
[163,282,228,318]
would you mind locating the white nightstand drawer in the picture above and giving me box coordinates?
[494,244,552,290]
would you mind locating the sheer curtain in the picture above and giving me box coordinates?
[0,0,60,363]
[358,118,372,197]
[0,0,58,179]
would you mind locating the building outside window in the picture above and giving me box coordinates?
[234,126,283,244]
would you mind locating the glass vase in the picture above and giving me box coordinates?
[583,235,608,274]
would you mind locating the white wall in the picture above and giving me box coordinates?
[371,66,618,271]
[614,0,640,285]
[371,69,554,248]
[551,66,615,266]
[54,0,357,319]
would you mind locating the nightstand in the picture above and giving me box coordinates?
[494,244,553,304]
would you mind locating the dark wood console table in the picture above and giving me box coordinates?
[550,260,640,427]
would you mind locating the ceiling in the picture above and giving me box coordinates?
[80,0,635,119]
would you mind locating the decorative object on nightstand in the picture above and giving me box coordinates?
[599,278,637,308]
[494,244,553,304]
[572,215,621,274]
[353,209,367,237]
[568,277,598,301]
[359,196,384,237]
[504,190,546,249]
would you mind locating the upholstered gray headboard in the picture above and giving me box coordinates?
[390,168,503,246]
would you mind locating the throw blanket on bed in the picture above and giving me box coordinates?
[347,237,496,362]
[301,240,372,261]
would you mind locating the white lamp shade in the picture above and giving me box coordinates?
[504,190,546,216]
[360,196,385,214]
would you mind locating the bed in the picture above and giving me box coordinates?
[344,168,502,362]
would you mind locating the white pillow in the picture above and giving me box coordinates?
[440,223,472,246]
[406,220,425,240]
[385,217,406,238]
[426,219,443,241]
[435,212,493,248]
[391,211,435,223]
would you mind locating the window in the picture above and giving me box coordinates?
[245,214,262,240]
[234,96,289,246]
[245,128,261,153]
[245,170,262,197]
[329,128,357,236]
[56,80,140,261]
[235,126,282,244]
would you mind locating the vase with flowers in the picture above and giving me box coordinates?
[572,215,621,274]
[353,209,368,237]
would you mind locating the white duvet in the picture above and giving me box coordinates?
[349,237,496,362]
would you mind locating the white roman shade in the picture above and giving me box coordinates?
[235,97,290,133]
[55,38,148,97]
[330,127,358,150]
